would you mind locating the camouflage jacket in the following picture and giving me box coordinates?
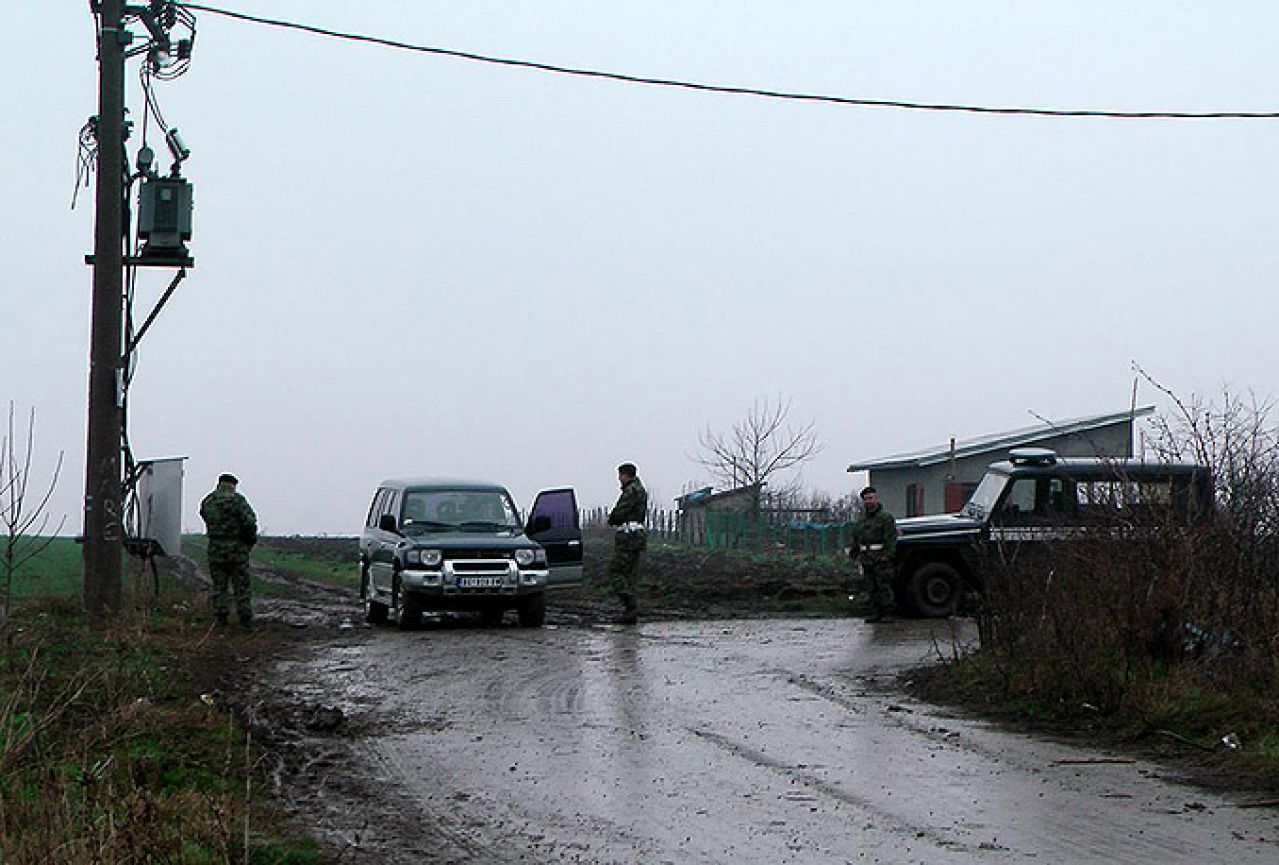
[852,506,897,559]
[607,477,648,527]
[200,487,258,548]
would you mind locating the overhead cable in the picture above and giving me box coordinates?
[176,2,1279,120]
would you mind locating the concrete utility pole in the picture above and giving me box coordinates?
[84,0,127,614]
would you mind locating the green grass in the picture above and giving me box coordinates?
[1,537,172,604]
[181,535,357,590]
[0,539,346,862]
[249,545,355,588]
[914,649,1279,787]
[2,536,358,611]
[0,591,324,862]
[1145,684,1241,737]
[2,537,84,599]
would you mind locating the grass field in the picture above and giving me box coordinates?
[0,568,324,863]
[2,535,360,606]
[2,537,85,599]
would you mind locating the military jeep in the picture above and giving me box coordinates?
[891,448,1212,617]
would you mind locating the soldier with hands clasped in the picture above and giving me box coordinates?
[200,472,259,628]
[606,462,648,625]
[852,485,898,623]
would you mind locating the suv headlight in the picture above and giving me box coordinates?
[514,548,545,567]
[407,548,443,567]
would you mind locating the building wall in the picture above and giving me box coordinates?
[868,424,1134,517]
[677,486,760,544]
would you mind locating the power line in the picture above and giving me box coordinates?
[177,2,1279,120]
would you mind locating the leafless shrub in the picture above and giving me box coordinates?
[1,403,66,623]
[694,395,822,512]
[1140,371,1279,677]
[977,375,1279,712]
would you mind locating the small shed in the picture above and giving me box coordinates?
[847,407,1154,517]
[675,483,762,545]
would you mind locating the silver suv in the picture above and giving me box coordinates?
[359,478,583,628]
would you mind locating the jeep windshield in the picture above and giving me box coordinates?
[400,489,521,535]
[961,471,1009,521]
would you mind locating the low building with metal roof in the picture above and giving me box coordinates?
[846,407,1155,517]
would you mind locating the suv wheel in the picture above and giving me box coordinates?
[905,562,961,618]
[394,572,422,630]
[517,593,546,628]
[363,567,389,624]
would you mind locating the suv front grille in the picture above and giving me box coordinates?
[451,560,510,574]
[446,550,512,560]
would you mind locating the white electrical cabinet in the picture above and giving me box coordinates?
[135,457,186,556]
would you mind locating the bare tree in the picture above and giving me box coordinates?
[1,403,66,623]
[695,396,822,512]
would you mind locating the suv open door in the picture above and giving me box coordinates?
[526,487,584,588]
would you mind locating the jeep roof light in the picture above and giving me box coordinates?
[1008,447,1058,466]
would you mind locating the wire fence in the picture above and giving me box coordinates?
[580,507,681,540]
[580,508,852,556]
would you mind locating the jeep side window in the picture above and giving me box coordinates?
[963,472,1008,520]
[1045,478,1063,513]
[995,478,1038,525]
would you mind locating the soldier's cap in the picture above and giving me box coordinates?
[218,473,239,485]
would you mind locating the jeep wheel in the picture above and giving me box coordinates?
[904,562,961,618]
[517,593,546,628]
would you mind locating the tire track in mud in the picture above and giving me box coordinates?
[362,743,527,865]
[750,664,1279,865]
[362,629,670,865]
[686,725,994,856]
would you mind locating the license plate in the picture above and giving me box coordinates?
[458,576,504,588]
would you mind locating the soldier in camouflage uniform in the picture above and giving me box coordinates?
[851,486,898,623]
[606,463,648,625]
[200,473,258,627]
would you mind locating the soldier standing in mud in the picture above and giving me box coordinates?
[200,473,258,628]
[852,485,898,623]
[606,462,648,625]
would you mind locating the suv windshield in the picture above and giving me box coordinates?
[400,489,521,534]
[962,471,1009,521]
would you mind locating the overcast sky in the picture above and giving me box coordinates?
[5,1,1279,536]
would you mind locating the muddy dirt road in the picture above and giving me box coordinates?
[258,612,1278,864]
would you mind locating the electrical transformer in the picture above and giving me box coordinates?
[137,176,194,263]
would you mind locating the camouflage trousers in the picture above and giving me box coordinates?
[609,546,643,600]
[208,552,253,623]
[862,557,897,614]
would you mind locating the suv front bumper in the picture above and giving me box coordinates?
[402,559,548,596]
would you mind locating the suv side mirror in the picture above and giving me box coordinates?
[379,513,398,533]
[527,515,552,535]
